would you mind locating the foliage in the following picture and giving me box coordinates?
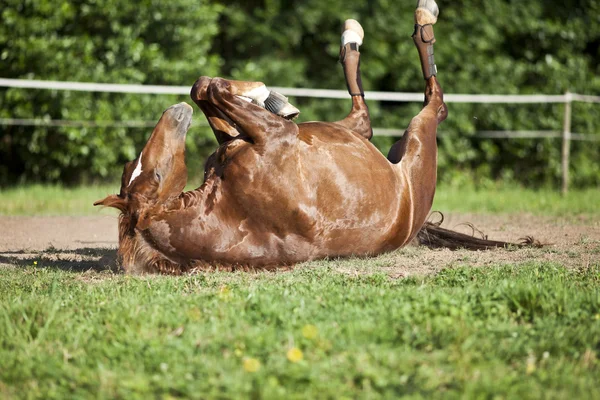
[1,0,599,186]
[1,263,599,398]
[214,0,600,187]
[0,0,222,183]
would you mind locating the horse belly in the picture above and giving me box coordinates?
[223,129,400,259]
[164,128,402,266]
[308,148,399,255]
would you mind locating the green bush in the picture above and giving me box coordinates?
[1,0,599,187]
[0,0,222,183]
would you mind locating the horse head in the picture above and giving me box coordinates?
[94,102,192,213]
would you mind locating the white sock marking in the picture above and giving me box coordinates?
[236,95,253,103]
[241,85,270,104]
[342,30,363,46]
[128,153,143,187]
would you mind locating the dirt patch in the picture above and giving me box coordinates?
[0,215,119,272]
[0,215,118,251]
[0,213,598,275]
[340,213,600,277]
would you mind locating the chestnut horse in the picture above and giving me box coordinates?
[95,1,516,274]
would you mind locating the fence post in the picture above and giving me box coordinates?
[561,91,572,195]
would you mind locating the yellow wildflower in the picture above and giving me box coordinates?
[287,347,303,363]
[218,285,232,301]
[187,308,202,321]
[33,261,38,265]
[302,324,318,340]
[243,357,261,372]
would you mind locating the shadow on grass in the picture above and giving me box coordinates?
[0,247,121,273]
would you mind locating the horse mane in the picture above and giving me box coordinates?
[116,213,192,275]
[416,212,542,250]
[116,212,295,273]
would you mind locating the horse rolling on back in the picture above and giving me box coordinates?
[94,1,526,274]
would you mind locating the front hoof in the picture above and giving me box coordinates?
[264,91,300,120]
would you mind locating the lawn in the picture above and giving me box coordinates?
[1,185,599,398]
[1,263,599,399]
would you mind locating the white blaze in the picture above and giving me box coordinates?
[128,153,143,186]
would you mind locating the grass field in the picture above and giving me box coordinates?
[1,185,599,398]
[1,184,599,216]
[1,263,599,399]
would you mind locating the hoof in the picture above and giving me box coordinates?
[341,19,364,46]
[415,0,439,25]
[264,91,300,120]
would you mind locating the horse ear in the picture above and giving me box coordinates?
[93,194,127,212]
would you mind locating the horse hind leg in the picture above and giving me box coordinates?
[388,0,447,165]
[413,0,447,122]
[335,19,373,140]
[386,0,447,243]
[387,78,445,164]
[414,0,440,80]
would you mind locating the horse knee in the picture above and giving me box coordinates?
[191,76,212,102]
[206,77,231,105]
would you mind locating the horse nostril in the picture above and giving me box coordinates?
[168,104,184,121]
[167,103,192,122]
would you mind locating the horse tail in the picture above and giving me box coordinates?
[415,212,542,250]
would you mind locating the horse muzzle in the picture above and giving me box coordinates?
[165,102,193,136]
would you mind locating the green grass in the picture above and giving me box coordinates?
[0,185,118,216]
[1,184,599,216]
[432,186,600,216]
[1,263,599,399]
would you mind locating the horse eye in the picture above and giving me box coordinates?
[155,171,162,182]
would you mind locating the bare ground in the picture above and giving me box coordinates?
[0,213,598,276]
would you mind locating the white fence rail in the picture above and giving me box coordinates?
[3,78,600,103]
[1,78,599,193]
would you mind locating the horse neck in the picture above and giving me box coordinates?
[115,179,218,274]
[174,176,221,211]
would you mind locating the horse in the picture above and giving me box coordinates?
[94,1,526,274]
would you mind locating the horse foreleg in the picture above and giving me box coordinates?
[231,81,300,120]
[191,77,298,146]
[335,19,373,140]
[199,100,244,145]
